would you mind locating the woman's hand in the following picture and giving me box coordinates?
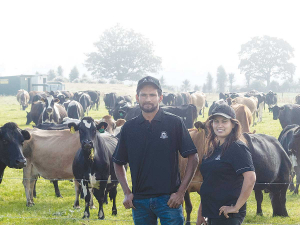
[219,205,239,218]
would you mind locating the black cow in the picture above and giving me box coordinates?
[271,104,300,129]
[26,101,45,125]
[38,96,68,124]
[162,93,176,105]
[67,101,84,120]
[278,124,300,195]
[69,117,119,219]
[85,90,100,110]
[113,101,133,120]
[116,95,132,105]
[73,91,84,102]
[61,90,74,99]
[243,133,291,217]
[104,93,117,115]
[174,93,184,106]
[0,122,30,184]
[120,104,197,129]
[79,93,92,115]
[265,91,277,112]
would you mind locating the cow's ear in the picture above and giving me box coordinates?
[40,98,45,103]
[54,98,60,103]
[97,122,108,133]
[68,122,78,134]
[194,121,205,131]
[21,130,31,140]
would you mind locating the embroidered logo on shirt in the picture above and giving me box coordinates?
[215,155,221,160]
[160,131,168,139]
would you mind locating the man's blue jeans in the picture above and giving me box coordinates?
[132,195,184,225]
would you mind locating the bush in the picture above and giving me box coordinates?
[96,79,107,84]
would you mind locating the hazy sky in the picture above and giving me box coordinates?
[0,0,299,89]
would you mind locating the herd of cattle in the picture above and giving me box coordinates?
[1,88,300,222]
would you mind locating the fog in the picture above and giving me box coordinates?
[0,0,299,89]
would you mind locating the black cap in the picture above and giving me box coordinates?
[209,104,236,119]
[137,76,162,92]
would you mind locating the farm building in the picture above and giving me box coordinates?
[0,74,47,95]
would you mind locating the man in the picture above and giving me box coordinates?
[113,76,199,225]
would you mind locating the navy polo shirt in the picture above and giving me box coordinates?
[200,140,255,219]
[112,108,197,199]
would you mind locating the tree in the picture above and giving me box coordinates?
[160,75,165,86]
[69,66,79,82]
[269,80,280,92]
[228,73,235,92]
[249,80,267,92]
[194,85,201,91]
[202,83,207,93]
[85,24,162,81]
[181,79,191,92]
[57,66,63,77]
[216,66,227,93]
[47,69,56,81]
[239,36,295,88]
[206,73,213,93]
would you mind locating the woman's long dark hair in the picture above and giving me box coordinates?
[204,117,246,157]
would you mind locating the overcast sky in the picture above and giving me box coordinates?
[0,0,299,89]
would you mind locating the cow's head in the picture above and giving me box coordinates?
[41,96,60,117]
[194,121,208,136]
[68,117,107,153]
[57,94,68,104]
[0,122,30,168]
[26,111,32,125]
[271,105,283,120]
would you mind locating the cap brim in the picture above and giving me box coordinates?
[209,113,232,120]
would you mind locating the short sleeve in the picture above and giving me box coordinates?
[112,125,128,165]
[229,142,255,175]
[178,118,197,158]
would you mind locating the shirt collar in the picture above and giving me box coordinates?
[137,108,163,124]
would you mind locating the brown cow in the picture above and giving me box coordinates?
[190,92,206,117]
[231,96,257,126]
[179,121,206,224]
[231,103,252,133]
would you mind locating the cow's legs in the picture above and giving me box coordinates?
[289,172,295,192]
[294,166,300,195]
[23,163,38,207]
[93,180,107,219]
[269,184,289,217]
[184,191,192,225]
[73,180,81,209]
[254,189,263,215]
[52,180,63,198]
[109,186,118,215]
[82,180,91,219]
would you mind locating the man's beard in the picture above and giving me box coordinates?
[139,103,159,113]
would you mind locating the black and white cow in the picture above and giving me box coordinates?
[68,117,119,219]
[278,124,300,195]
[26,101,45,125]
[271,104,300,129]
[38,96,68,124]
[85,90,100,111]
[0,122,30,184]
[104,93,117,115]
[67,101,84,120]
[17,89,30,110]
[79,93,92,116]
[266,91,277,112]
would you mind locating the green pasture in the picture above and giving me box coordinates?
[0,93,300,224]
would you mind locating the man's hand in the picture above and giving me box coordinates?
[167,192,184,208]
[123,193,136,209]
[219,205,239,218]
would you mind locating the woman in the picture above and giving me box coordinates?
[196,104,256,225]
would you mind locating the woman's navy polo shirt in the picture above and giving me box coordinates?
[200,140,255,219]
[113,108,197,199]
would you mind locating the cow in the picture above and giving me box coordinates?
[79,93,92,115]
[174,93,184,106]
[278,124,300,194]
[22,128,81,206]
[295,94,300,105]
[231,96,257,126]
[17,89,30,110]
[271,104,300,129]
[116,95,132,105]
[183,121,291,220]
[28,91,47,104]
[61,90,74,99]
[68,117,119,219]
[231,103,252,133]
[0,122,30,185]
[112,101,133,121]
[162,93,176,105]
[245,91,265,123]
[26,101,45,125]
[73,91,84,102]
[103,93,117,115]
[38,96,68,124]
[265,91,277,112]
[67,101,84,120]
[85,90,100,110]
[190,92,206,117]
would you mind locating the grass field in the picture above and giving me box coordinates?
[0,87,300,224]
